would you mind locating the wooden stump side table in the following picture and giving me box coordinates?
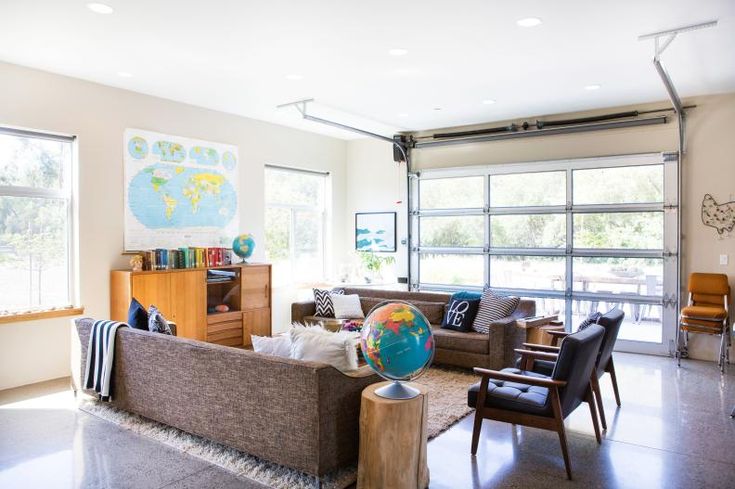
[357,381,429,489]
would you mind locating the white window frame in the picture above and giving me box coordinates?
[0,126,77,313]
[409,152,679,355]
[264,165,328,284]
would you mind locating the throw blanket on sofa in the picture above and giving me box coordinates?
[84,320,128,401]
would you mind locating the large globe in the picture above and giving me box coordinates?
[232,234,255,262]
[360,301,434,386]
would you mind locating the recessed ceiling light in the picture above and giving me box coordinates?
[433,107,442,111]
[584,84,601,91]
[86,3,114,14]
[397,113,409,117]
[388,48,408,56]
[117,71,132,78]
[516,17,542,27]
[482,99,496,105]
[285,74,304,80]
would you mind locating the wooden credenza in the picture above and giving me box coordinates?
[110,263,271,347]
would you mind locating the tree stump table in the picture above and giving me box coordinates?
[357,381,429,489]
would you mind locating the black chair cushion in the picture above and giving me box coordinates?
[468,368,552,416]
[514,357,555,376]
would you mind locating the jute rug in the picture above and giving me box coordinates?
[78,366,479,489]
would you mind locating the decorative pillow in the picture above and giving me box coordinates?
[472,290,520,334]
[578,312,602,330]
[252,334,292,358]
[289,325,358,372]
[127,298,149,330]
[452,291,483,301]
[313,288,344,317]
[441,296,481,332]
[331,294,365,319]
[147,305,173,335]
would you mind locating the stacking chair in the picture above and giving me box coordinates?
[521,308,625,430]
[677,273,731,372]
[468,325,605,480]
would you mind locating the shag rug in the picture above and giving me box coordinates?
[78,366,478,489]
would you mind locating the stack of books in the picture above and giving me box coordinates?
[142,247,232,271]
[207,269,237,283]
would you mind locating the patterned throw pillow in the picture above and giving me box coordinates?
[578,312,602,330]
[147,305,173,335]
[313,288,344,317]
[472,290,520,334]
[441,296,480,332]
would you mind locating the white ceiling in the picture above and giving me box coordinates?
[1,0,734,139]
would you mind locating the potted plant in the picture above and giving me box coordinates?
[358,251,395,283]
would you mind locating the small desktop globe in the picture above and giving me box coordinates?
[232,234,255,262]
[360,301,434,399]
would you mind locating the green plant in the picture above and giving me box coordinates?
[358,251,395,274]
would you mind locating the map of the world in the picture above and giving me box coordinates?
[124,129,239,251]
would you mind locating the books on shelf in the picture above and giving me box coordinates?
[141,247,233,271]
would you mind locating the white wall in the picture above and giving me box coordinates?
[344,139,408,281]
[0,62,347,390]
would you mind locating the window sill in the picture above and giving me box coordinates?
[0,307,85,325]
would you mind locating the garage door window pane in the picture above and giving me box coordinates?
[490,171,565,207]
[420,254,484,286]
[574,212,663,249]
[420,216,484,247]
[491,214,565,248]
[572,257,663,296]
[490,256,565,291]
[573,165,663,205]
[420,177,484,209]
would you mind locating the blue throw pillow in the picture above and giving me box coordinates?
[441,297,481,332]
[451,291,483,301]
[148,305,173,335]
[127,298,149,330]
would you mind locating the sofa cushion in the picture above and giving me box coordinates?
[332,294,365,319]
[472,290,520,334]
[432,326,489,355]
[127,298,149,330]
[314,288,343,317]
[441,296,480,332]
[467,368,551,416]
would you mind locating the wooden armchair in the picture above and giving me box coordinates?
[468,325,605,480]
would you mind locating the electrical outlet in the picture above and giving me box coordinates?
[720,254,729,266]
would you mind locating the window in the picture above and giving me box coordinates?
[264,166,328,286]
[411,153,678,352]
[0,128,75,315]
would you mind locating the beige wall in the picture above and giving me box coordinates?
[349,93,735,361]
[0,62,347,390]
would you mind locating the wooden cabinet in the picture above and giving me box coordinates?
[110,264,271,347]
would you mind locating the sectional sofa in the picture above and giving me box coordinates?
[71,318,379,477]
[292,287,536,370]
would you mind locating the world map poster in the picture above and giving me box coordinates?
[123,128,239,251]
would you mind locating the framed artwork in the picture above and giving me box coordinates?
[123,128,239,251]
[355,212,397,252]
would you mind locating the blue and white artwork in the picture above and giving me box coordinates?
[355,212,396,252]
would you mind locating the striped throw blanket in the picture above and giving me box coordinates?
[84,320,129,401]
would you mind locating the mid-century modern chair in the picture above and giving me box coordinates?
[677,273,731,371]
[468,324,605,480]
[521,308,625,430]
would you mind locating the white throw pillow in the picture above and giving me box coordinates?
[330,293,365,319]
[289,326,358,372]
[251,334,292,358]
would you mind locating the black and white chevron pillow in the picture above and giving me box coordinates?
[472,290,520,334]
[313,288,344,317]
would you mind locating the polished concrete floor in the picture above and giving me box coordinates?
[1,353,734,488]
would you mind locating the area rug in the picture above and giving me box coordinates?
[78,366,478,489]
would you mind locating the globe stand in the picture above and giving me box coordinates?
[374,380,420,400]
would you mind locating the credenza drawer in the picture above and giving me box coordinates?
[207,320,243,344]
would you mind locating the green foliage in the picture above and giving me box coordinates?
[358,251,395,273]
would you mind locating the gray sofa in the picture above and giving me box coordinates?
[71,318,379,477]
[292,287,536,370]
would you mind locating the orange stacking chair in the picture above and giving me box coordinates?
[677,273,731,372]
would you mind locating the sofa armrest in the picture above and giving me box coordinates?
[485,299,536,369]
[292,301,317,324]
